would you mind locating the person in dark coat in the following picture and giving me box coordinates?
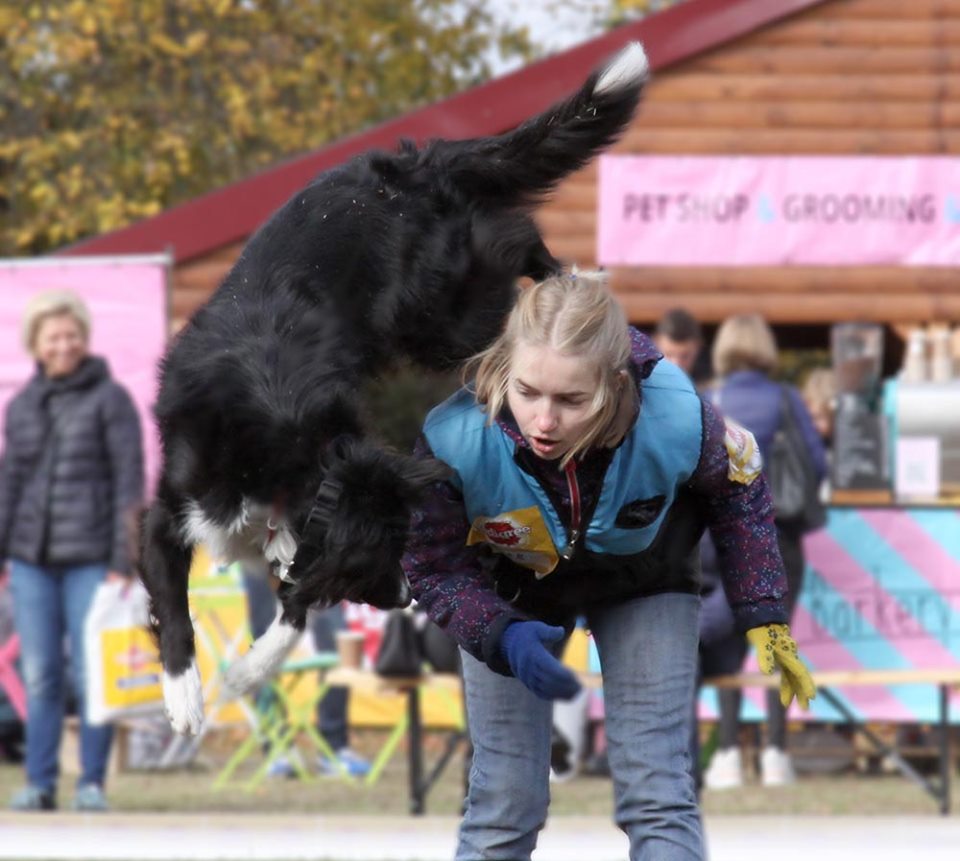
[1,290,144,812]
[701,312,826,790]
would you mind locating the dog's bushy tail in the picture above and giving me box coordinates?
[430,41,648,207]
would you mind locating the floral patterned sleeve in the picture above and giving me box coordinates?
[401,435,527,674]
[688,398,788,631]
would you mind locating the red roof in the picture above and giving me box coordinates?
[65,0,826,264]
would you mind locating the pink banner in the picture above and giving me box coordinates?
[597,155,960,266]
[0,256,169,496]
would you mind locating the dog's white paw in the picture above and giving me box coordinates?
[221,615,301,698]
[162,660,204,736]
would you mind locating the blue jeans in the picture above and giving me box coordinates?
[9,560,114,793]
[458,592,703,861]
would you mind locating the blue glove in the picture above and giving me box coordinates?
[500,621,582,701]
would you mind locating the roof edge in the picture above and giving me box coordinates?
[63,0,828,263]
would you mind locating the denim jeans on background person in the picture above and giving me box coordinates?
[8,560,113,794]
[457,592,703,861]
[309,602,348,751]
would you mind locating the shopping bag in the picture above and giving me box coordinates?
[84,580,164,725]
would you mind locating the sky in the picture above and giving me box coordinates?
[482,0,609,74]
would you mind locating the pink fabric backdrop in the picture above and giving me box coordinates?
[598,155,960,266]
[0,256,169,496]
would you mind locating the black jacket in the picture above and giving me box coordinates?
[0,356,144,574]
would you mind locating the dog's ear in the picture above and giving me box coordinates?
[323,436,450,494]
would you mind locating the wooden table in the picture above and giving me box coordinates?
[324,667,467,815]
[705,668,960,815]
[580,666,960,814]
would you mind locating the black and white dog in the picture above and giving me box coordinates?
[141,42,649,735]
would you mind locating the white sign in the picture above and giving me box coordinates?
[895,436,941,499]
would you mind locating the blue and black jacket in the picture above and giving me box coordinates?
[402,329,788,675]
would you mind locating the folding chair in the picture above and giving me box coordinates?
[213,651,344,791]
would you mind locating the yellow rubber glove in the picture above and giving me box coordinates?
[746,623,817,709]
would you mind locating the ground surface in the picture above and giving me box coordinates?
[1,726,957,859]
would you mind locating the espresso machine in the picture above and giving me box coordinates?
[830,323,890,496]
[884,324,960,502]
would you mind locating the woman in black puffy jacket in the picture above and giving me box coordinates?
[0,290,143,812]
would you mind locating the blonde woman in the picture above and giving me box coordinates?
[801,367,837,443]
[702,313,826,790]
[1,290,143,812]
[402,275,814,861]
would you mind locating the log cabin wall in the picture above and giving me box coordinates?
[170,241,244,331]
[537,0,960,327]
[167,0,960,332]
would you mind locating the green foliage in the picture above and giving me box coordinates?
[0,0,532,255]
[362,363,461,452]
[606,0,688,26]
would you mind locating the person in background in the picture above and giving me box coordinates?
[653,308,704,379]
[801,368,837,445]
[650,308,748,793]
[403,274,815,860]
[1,290,144,812]
[702,313,826,790]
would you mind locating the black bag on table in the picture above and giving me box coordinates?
[374,610,423,677]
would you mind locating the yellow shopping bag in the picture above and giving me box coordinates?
[84,580,164,725]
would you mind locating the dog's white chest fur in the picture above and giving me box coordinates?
[180,498,299,580]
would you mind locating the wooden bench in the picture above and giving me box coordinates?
[579,667,960,814]
[708,668,960,815]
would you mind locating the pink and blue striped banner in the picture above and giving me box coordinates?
[697,508,960,723]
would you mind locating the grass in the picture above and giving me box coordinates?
[1,725,955,817]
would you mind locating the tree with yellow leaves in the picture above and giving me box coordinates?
[0,0,531,255]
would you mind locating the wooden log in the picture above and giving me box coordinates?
[174,260,235,292]
[737,19,960,49]
[707,668,960,688]
[617,128,960,155]
[608,267,960,295]
[611,289,960,326]
[206,242,244,264]
[649,73,960,103]
[535,209,596,234]
[684,46,960,75]
[170,285,216,319]
[813,0,960,20]
[635,100,947,130]
[543,236,599,265]
[545,183,596,210]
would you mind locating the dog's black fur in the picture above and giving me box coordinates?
[140,43,648,730]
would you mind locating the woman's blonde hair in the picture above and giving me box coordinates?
[712,313,778,377]
[22,289,91,355]
[466,272,635,467]
[801,367,837,412]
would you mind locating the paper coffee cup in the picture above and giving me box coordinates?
[335,630,366,669]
